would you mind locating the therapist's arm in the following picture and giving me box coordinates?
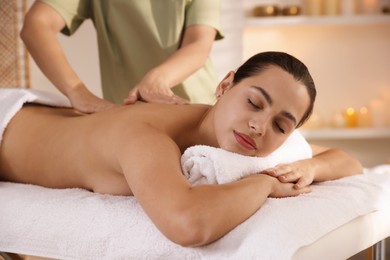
[20,1,115,113]
[124,25,217,105]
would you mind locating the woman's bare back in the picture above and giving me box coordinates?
[0,103,209,195]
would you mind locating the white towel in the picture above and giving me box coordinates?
[0,88,70,143]
[1,166,390,260]
[182,130,312,185]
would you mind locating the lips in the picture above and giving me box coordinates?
[233,131,257,150]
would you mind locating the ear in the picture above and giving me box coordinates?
[216,71,235,99]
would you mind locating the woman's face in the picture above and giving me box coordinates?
[213,65,310,157]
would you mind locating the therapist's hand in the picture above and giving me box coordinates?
[260,159,316,190]
[68,83,118,114]
[123,71,189,105]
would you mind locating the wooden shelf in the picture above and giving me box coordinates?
[245,14,390,27]
[300,128,390,140]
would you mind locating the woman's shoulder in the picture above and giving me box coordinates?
[119,103,211,119]
[113,103,210,134]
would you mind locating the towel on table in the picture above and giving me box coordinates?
[0,88,70,143]
[1,165,390,260]
[181,130,312,185]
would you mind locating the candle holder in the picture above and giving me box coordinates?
[331,112,346,128]
[282,5,301,16]
[357,107,371,128]
[344,107,358,128]
[252,5,280,17]
[383,5,390,14]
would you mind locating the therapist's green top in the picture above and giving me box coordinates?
[40,0,224,104]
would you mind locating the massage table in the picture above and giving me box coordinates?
[1,89,390,259]
[1,212,390,260]
[294,208,390,260]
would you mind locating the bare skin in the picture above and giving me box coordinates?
[0,66,362,246]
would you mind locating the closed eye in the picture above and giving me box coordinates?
[247,98,262,109]
[274,122,285,134]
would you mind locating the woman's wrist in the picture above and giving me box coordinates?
[144,69,171,89]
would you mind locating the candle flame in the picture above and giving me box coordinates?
[346,107,355,115]
[360,107,368,114]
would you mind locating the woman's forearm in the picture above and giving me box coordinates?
[175,175,274,246]
[312,147,363,182]
[138,174,308,247]
[143,25,216,89]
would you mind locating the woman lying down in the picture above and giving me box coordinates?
[0,52,362,247]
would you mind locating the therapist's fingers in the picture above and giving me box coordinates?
[124,89,140,105]
[71,92,118,113]
[162,94,189,105]
[139,87,188,104]
[75,99,118,114]
[137,90,188,104]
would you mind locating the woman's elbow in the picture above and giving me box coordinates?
[351,157,364,176]
[162,211,215,247]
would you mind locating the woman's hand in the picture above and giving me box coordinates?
[68,83,118,113]
[261,159,316,190]
[258,174,312,198]
[123,71,188,105]
[124,25,215,106]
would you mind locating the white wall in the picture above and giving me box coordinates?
[210,0,244,80]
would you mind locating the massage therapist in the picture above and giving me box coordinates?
[21,0,224,113]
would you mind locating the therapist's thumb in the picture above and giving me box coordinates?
[124,90,139,105]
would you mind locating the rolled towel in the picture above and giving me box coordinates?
[181,130,312,185]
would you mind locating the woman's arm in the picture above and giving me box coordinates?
[118,129,310,247]
[124,25,217,105]
[21,1,115,113]
[261,144,363,189]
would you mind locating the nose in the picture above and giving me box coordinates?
[249,115,268,137]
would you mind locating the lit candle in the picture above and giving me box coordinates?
[344,107,357,128]
[357,107,371,127]
[331,112,346,128]
[303,112,322,129]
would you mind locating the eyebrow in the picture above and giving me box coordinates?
[251,85,297,125]
[251,86,273,105]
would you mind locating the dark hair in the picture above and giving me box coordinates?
[233,51,316,128]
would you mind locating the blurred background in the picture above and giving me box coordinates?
[1,0,389,167]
